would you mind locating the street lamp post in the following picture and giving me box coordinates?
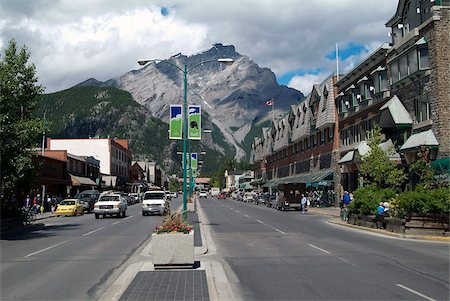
[138,57,233,219]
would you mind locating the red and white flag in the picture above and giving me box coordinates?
[265,99,274,106]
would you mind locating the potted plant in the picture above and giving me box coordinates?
[151,211,194,266]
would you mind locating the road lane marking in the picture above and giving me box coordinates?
[24,240,68,258]
[82,227,105,236]
[123,215,133,220]
[255,219,286,234]
[336,256,357,267]
[235,210,240,213]
[396,284,436,301]
[112,221,121,225]
[308,244,331,254]
[244,214,249,218]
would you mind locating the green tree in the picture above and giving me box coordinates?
[409,147,434,189]
[358,126,406,189]
[168,177,180,192]
[0,40,44,216]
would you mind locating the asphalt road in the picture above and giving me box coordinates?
[0,197,182,301]
[201,197,450,301]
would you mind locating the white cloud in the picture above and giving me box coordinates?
[0,0,398,93]
[287,73,330,95]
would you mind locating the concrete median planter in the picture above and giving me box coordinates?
[151,230,194,266]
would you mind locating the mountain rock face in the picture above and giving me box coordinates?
[77,43,304,160]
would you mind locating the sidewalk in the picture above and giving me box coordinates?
[308,206,450,241]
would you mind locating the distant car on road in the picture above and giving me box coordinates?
[94,194,127,219]
[142,190,169,216]
[199,191,208,198]
[55,199,84,217]
[74,190,99,213]
[217,192,227,199]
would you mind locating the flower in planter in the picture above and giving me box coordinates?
[153,211,193,234]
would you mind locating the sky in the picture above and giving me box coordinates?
[0,0,398,95]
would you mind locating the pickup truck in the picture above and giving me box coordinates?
[142,190,170,216]
[94,194,127,219]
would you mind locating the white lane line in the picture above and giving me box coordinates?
[255,219,286,235]
[82,227,105,237]
[235,210,240,213]
[244,214,249,218]
[337,256,357,267]
[112,221,121,225]
[308,244,331,254]
[123,215,133,221]
[24,240,68,258]
[396,284,436,301]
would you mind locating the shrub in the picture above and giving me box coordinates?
[348,186,396,216]
[153,211,193,234]
[395,187,450,217]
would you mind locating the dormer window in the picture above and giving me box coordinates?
[322,87,328,111]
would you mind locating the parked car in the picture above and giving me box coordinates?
[243,192,253,202]
[55,199,84,216]
[199,190,208,198]
[74,190,99,213]
[217,192,227,199]
[142,190,170,216]
[128,193,140,204]
[254,194,268,205]
[94,194,127,219]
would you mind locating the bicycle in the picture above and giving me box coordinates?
[340,206,348,221]
[21,207,36,225]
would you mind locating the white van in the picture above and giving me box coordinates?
[142,190,169,216]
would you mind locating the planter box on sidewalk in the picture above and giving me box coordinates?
[151,231,194,267]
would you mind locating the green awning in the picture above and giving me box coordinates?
[379,95,413,128]
[338,151,354,164]
[400,129,439,152]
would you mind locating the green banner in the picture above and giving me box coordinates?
[192,169,197,178]
[191,153,198,170]
[188,105,201,140]
[169,105,182,139]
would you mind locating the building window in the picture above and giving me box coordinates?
[391,61,399,84]
[306,138,310,150]
[322,87,328,111]
[418,47,429,70]
[300,140,304,152]
[414,97,431,123]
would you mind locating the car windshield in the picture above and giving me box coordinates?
[60,200,75,205]
[74,193,91,199]
[144,193,165,200]
[99,196,120,202]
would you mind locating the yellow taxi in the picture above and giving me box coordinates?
[55,199,84,216]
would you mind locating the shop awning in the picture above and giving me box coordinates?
[400,129,439,152]
[70,174,96,186]
[261,178,281,188]
[379,95,413,128]
[338,151,355,164]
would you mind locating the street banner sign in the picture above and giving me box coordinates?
[192,169,197,178]
[191,153,198,170]
[188,105,201,140]
[169,105,182,140]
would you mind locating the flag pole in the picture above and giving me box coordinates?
[336,43,339,81]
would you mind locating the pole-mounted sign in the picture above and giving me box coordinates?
[191,153,198,170]
[169,105,183,140]
[188,105,201,140]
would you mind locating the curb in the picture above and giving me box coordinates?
[328,218,450,241]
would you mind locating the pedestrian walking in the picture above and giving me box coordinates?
[24,195,31,208]
[300,194,307,214]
